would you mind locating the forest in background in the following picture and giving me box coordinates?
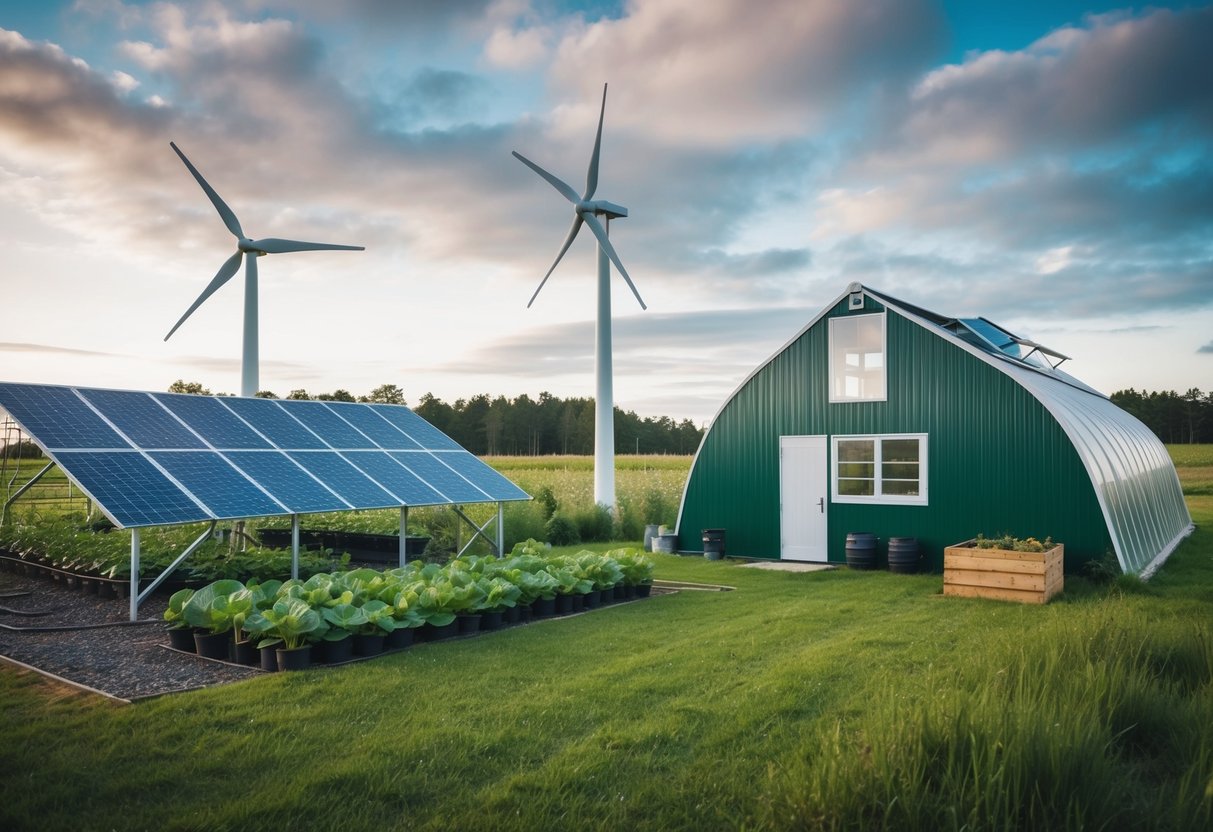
[1110,388,1211,444]
[158,381,704,457]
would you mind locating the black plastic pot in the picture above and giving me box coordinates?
[167,626,196,652]
[533,597,556,617]
[458,614,482,635]
[428,621,459,640]
[319,636,354,663]
[232,639,259,665]
[636,583,653,598]
[385,627,415,650]
[259,645,279,672]
[480,610,504,631]
[276,646,313,671]
[354,633,386,656]
[194,630,231,661]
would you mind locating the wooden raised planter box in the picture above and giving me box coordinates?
[943,540,1064,604]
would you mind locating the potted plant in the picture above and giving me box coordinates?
[318,602,367,663]
[353,599,398,655]
[163,587,196,652]
[182,579,246,659]
[244,597,324,671]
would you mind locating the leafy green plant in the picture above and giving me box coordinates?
[244,597,323,650]
[163,587,195,630]
[973,533,1055,553]
[182,579,246,634]
[358,600,399,635]
[320,603,368,641]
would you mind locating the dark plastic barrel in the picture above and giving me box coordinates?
[887,537,919,574]
[702,528,726,560]
[845,532,877,570]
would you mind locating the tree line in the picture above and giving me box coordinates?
[1110,388,1211,444]
[166,380,704,456]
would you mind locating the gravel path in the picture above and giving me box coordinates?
[0,571,261,701]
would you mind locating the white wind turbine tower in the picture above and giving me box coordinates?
[513,83,645,509]
[164,141,364,397]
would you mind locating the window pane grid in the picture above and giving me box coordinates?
[832,434,926,504]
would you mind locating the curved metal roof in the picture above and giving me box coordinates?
[866,285,1193,576]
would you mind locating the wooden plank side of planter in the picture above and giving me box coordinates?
[943,543,1064,604]
[943,583,1049,605]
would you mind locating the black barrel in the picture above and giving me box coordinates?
[887,537,920,574]
[845,532,877,570]
[702,528,726,560]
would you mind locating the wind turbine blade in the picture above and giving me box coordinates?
[583,212,646,310]
[527,215,584,308]
[584,83,607,200]
[164,250,243,341]
[170,142,245,240]
[512,151,579,204]
[250,238,365,254]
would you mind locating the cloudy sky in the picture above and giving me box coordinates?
[1,0,1210,426]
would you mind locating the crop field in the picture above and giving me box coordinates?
[0,449,1210,830]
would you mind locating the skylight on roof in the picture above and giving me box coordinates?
[944,318,1070,371]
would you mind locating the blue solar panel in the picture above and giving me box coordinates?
[0,383,128,450]
[80,389,207,450]
[437,450,531,501]
[342,451,448,505]
[220,398,327,449]
[223,451,350,513]
[0,382,530,529]
[150,451,286,519]
[375,405,463,450]
[390,451,492,502]
[322,403,423,450]
[154,393,272,449]
[54,451,207,527]
[283,401,376,448]
[287,451,398,508]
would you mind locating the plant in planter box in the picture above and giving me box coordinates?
[612,549,654,586]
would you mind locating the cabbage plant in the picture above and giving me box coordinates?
[244,597,323,650]
[182,579,246,634]
[163,587,194,630]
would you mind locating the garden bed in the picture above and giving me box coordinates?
[1,545,663,699]
[943,538,1064,604]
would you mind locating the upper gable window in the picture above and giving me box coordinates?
[829,313,886,402]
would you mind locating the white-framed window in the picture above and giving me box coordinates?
[829,313,886,402]
[832,434,927,505]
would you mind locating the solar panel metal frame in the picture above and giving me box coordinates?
[0,382,531,529]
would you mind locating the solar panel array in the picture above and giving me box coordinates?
[0,382,530,529]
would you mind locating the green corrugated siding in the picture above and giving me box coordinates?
[678,298,1112,573]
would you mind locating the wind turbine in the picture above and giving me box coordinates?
[513,83,644,509]
[164,141,364,397]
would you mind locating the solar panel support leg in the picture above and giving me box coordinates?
[130,528,140,622]
[1,460,55,527]
[137,521,216,610]
[399,506,409,568]
[291,514,300,581]
[497,503,504,557]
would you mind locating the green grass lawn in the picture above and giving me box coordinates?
[1,452,1210,830]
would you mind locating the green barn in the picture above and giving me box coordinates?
[675,283,1192,576]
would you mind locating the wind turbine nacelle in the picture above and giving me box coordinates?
[581,199,628,219]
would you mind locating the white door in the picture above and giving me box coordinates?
[780,435,828,561]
